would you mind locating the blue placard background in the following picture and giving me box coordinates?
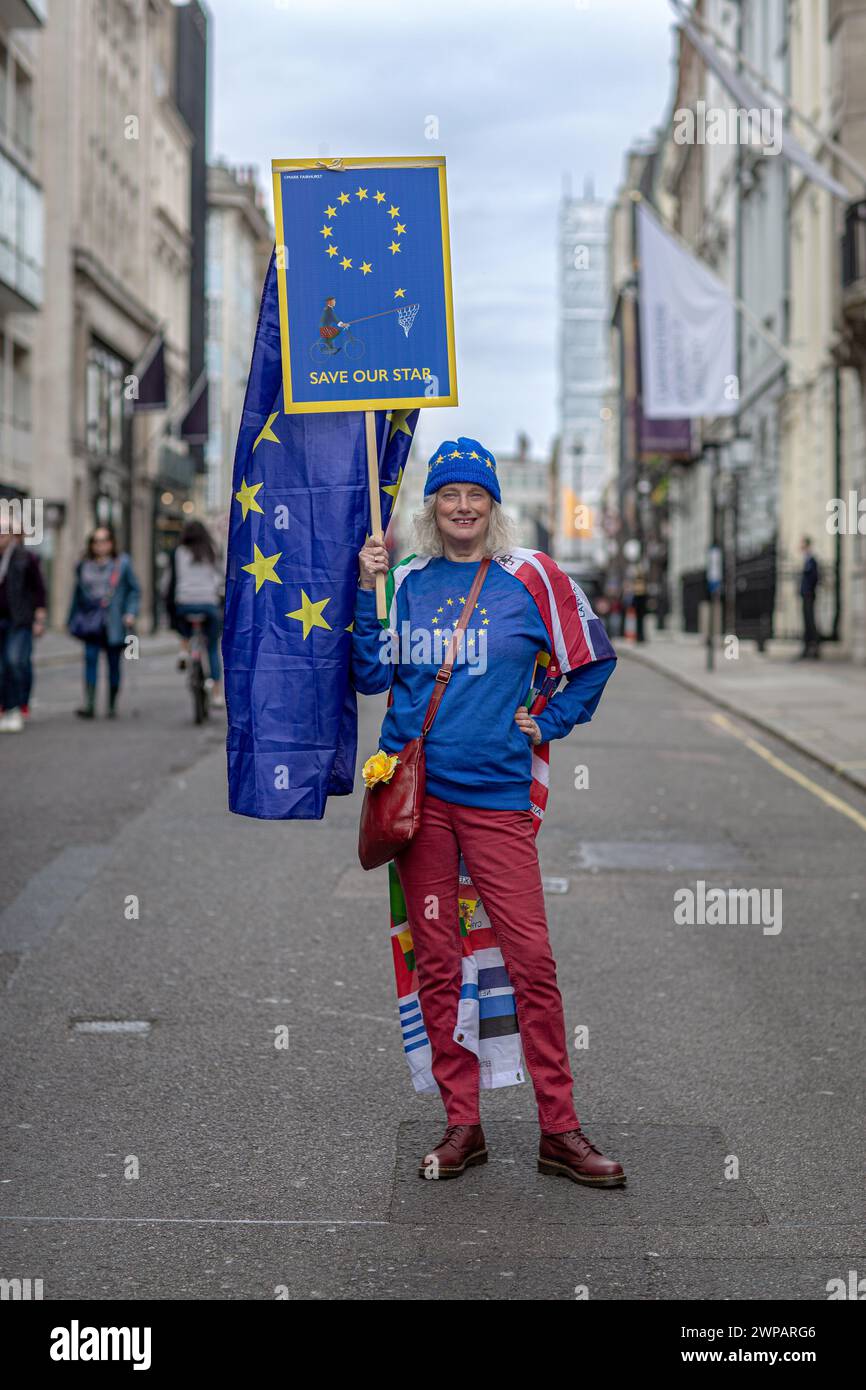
[276,165,453,408]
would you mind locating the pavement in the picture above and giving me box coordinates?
[31,629,177,669]
[0,644,864,1300]
[618,625,866,794]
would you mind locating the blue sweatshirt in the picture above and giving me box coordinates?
[351,555,615,810]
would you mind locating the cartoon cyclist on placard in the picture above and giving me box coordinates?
[319,296,347,354]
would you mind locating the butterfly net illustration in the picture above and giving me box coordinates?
[397,303,420,337]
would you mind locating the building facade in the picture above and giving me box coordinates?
[0,0,45,565]
[204,160,272,547]
[29,0,207,627]
[831,0,866,663]
[617,0,866,660]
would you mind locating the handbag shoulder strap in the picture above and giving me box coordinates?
[421,555,491,736]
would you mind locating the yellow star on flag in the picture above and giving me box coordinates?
[388,205,399,218]
[319,224,334,239]
[394,287,406,298]
[382,465,404,499]
[469,451,480,460]
[253,413,280,450]
[326,244,339,257]
[338,191,351,204]
[285,590,332,639]
[340,256,352,270]
[389,409,413,440]
[242,544,282,592]
[450,449,463,459]
[374,190,386,203]
[356,186,368,200]
[388,240,401,255]
[395,222,406,235]
[325,204,337,218]
[234,478,264,521]
[360,260,373,275]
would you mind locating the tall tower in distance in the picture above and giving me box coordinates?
[557,175,612,572]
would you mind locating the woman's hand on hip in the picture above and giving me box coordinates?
[514,707,542,745]
[358,537,389,591]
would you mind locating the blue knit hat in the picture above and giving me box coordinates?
[423,436,501,504]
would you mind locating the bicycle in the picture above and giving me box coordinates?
[309,326,365,363]
[184,612,211,724]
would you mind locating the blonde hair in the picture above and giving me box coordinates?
[409,493,518,558]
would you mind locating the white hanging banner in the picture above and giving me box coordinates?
[636,201,737,420]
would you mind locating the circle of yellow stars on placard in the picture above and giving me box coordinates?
[320,188,408,299]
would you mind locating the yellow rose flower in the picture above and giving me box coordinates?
[362,749,400,788]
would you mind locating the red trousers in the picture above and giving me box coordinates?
[394,794,580,1133]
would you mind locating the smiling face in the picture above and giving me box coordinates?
[434,482,492,551]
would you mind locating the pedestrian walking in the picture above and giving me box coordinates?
[67,525,140,719]
[352,437,625,1187]
[164,519,224,707]
[797,535,820,660]
[625,559,649,643]
[0,522,47,733]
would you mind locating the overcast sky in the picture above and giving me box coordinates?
[209,0,677,464]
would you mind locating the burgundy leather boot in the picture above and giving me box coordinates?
[538,1127,626,1187]
[418,1123,488,1179]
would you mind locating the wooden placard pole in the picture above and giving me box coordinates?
[364,410,387,619]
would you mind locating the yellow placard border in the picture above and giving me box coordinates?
[270,155,458,415]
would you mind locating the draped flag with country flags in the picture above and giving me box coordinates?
[223,247,418,819]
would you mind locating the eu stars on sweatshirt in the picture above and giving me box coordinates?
[351,555,615,810]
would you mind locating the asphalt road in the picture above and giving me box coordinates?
[1,648,863,1300]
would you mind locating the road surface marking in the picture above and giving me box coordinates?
[0,1214,388,1226]
[710,713,866,835]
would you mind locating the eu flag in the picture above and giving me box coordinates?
[223,248,418,819]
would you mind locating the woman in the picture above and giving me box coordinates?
[165,519,224,707]
[0,520,46,732]
[68,525,140,719]
[352,437,625,1188]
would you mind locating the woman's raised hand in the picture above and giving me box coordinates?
[358,536,390,591]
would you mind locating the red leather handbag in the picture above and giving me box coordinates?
[358,556,491,870]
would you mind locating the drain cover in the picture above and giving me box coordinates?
[542,877,570,894]
[70,1019,152,1035]
[577,842,744,871]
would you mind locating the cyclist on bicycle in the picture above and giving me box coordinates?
[319,296,348,354]
[164,519,224,708]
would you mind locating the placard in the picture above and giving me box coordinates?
[271,155,457,413]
